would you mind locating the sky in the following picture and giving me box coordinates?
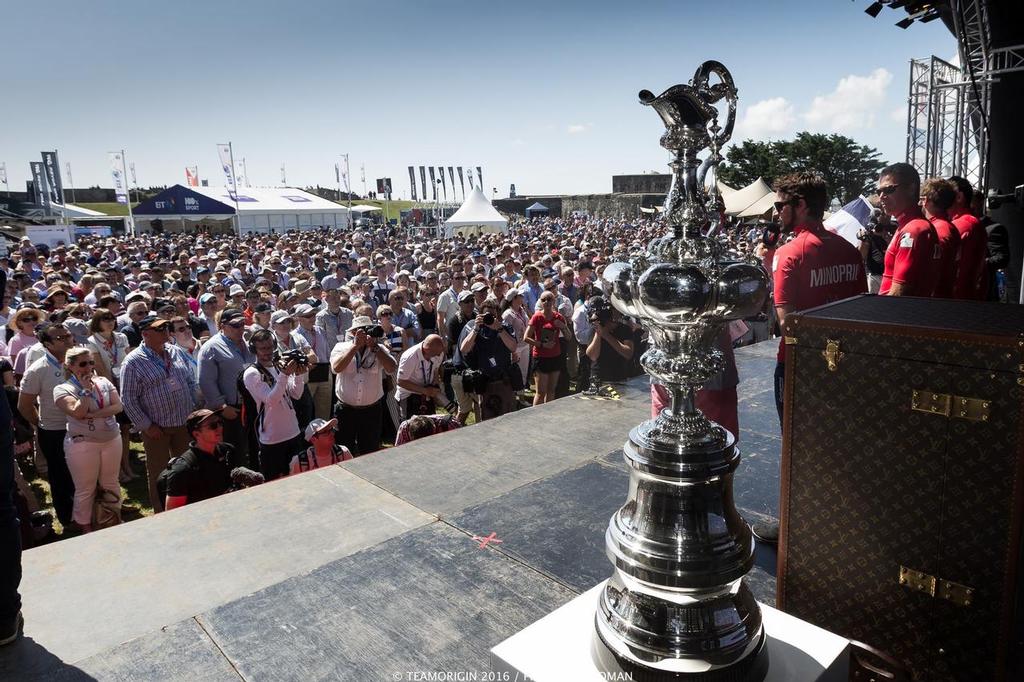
[1,0,956,200]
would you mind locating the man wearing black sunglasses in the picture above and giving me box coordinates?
[877,162,940,297]
[163,409,232,511]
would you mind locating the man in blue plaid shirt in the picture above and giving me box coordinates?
[120,315,198,512]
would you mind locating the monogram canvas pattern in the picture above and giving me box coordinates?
[779,297,1023,682]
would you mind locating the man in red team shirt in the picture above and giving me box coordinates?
[920,178,961,298]
[947,176,988,300]
[757,172,866,544]
[771,171,867,426]
[877,163,940,297]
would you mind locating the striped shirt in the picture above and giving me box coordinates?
[120,343,198,429]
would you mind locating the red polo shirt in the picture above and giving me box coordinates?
[773,224,867,362]
[951,210,987,300]
[879,207,939,297]
[930,216,961,299]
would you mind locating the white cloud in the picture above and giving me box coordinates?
[803,67,893,131]
[734,97,796,140]
[567,123,588,134]
[889,106,906,122]
[510,138,525,146]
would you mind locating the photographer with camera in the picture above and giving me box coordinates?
[395,334,448,420]
[242,329,307,481]
[857,211,893,294]
[330,316,397,456]
[584,296,634,386]
[458,297,518,420]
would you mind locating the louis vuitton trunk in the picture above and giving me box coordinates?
[775,294,1024,681]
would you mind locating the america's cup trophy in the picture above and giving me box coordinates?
[594,61,770,681]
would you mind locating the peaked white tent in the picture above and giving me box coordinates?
[723,177,773,217]
[444,187,508,238]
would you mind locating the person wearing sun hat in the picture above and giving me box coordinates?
[329,315,396,456]
[289,417,351,474]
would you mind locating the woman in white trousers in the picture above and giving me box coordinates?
[53,347,124,532]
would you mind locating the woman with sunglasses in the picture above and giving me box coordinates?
[523,292,571,406]
[53,347,124,532]
[169,316,203,376]
[7,308,40,365]
[86,309,135,483]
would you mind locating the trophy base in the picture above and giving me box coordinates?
[593,627,769,682]
[490,583,850,682]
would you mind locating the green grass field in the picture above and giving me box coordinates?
[76,202,135,216]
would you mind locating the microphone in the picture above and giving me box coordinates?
[230,467,265,488]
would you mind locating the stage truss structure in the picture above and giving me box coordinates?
[905,0,1024,193]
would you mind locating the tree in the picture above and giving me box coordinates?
[717,132,886,204]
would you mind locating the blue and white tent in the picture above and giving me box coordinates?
[824,196,873,246]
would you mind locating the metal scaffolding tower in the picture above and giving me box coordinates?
[905,0,1024,192]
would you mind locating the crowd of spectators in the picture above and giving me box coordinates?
[0,214,665,540]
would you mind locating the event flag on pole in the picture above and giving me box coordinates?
[467,168,475,190]
[438,166,447,202]
[408,166,417,201]
[216,144,237,191]
[0,162,7,191]
[447,167,456,199]
[428,167,437,200]
[129,161,137,186]
[185,166,199,187]
[281,164,286,185]
[457,167,465,199]
[109,152,128,205]
[419,166,427,201]
[476,166,483,191]
[824,196,873,246]
[41,152,64,206]
[30,161,51,211]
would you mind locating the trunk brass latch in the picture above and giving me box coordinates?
[822,339,843,372]
[898,565,973,607]
[911,391,990,422]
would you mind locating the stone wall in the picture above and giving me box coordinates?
[612,174,671,194]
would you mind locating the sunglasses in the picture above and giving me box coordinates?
[226,320,245,328]
[877,184,901,196]
[76,360,96,368]
[21,316,38,323]
[202,419,224,430]
[379,312,392,317]
[773,198,800,212]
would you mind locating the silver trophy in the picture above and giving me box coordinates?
[594,61,770,680]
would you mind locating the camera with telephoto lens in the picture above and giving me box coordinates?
[274,348,309,371]
[761,220,782,248]
[481,312,496,326]
[588,296,612,326]
[367,325,385,339]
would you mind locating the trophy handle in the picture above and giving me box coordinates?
[692,60,737,147]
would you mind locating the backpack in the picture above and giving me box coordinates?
[155,449,199,502]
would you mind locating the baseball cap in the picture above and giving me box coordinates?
[270,310,293,325]
[220,308,245,325]
[253,302,272,314]
[458,290,475,303]
[138,315,171,331]
[199,293,216,305]
[470,282,488,293]
[186,408,224,434]
[292,303,315,317]
[229,284,245,296]
[304,417,338,442]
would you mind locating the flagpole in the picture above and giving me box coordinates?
[121,150,136,237]
[227,142,241,237]
[344,153,352,229]
[65,162,76,204]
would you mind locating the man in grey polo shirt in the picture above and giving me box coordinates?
[197,308,254,468]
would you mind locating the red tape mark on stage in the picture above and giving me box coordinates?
[471,532,502,549]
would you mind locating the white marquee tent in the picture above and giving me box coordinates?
[723,177,774,217]
[444,187,508,237]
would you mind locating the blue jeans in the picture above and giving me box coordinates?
[0,401,21,621]
[774,362,785,427]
